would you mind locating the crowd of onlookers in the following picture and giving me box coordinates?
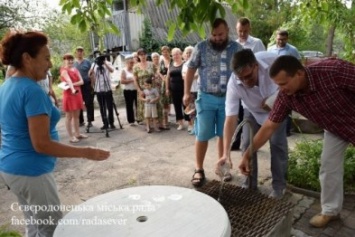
[119,45,197,134]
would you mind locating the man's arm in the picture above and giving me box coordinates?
[220,115,238,164]
[239,119,281,175]
[104,61,114,73]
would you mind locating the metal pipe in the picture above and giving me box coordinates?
[228,119,254,189]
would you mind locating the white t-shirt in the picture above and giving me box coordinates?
[182,61,198,92]
[237,35,266,53]
[37,71,52,94]
[92,62,113,92]
[120,68,136,91]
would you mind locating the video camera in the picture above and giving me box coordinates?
[94,55,107,67]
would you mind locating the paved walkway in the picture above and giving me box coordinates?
[1,107,354,237]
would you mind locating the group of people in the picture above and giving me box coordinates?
[120,46,196,134]
[59,46,118,143]
[0,15,354,236]
[181,17,354,230]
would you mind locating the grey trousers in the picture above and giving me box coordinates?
[0,172,63,237]
[241,109,289,191]
[320,130,349,215]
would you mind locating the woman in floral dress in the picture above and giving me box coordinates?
[159,46,172,129]
[133,48,157,123]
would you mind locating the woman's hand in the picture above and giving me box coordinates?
[85,147,110,161]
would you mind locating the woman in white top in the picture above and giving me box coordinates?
[182,46,198,134]
[120,56,137,125]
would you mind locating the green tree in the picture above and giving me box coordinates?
[233,0,294,47]
[59,0,354,61]
[0,0,57,36]
[297,0,354,60]
[42,13,91,81]
[59,0,119,51]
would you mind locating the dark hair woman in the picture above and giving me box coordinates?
[0,30,110,236]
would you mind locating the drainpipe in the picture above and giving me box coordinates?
[123,0,132,51]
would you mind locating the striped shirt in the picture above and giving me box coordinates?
[269,58,355,145]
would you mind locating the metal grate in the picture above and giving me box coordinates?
[198,180,294,237]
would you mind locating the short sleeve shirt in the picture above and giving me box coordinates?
[0,77,61,176]
[188,39,243,94]
[269,59,355,145]
[74,59,92,83]
[268,43,301,60]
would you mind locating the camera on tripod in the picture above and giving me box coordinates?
[95,55,107,67]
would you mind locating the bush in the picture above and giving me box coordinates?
[288,139,355,193]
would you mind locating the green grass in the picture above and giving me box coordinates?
[0,225,22,237]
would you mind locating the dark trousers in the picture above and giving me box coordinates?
[286,114,292,135]
[96,91,114,126]
[123,90,137,123]
[231,100,244,150]
[171,89,190,121]
[79,83,95,124]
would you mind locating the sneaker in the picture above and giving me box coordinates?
[110,124,116,129]
[177,125,184,130]
[101,125,108,130]
[87,122,93,128]
[269,189,286,199]
[309,213,340,228]
[79,122,85,127]
[187,125,193,132]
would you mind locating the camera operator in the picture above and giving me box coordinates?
[88,55,116,130]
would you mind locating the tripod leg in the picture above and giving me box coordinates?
[112,96,123,129]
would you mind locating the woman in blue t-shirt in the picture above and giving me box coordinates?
[0,30,110,237]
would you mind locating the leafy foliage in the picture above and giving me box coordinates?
[0,0,58,36]
[59,0,119,51]
[130,0,248,41]
[288,139,355,193]
[139,19,191,53]
[267,20,327,53]
[297,0,354,61]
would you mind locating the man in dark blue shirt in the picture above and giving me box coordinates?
[74,46,95,127]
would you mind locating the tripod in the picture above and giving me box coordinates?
[86,63,123,137]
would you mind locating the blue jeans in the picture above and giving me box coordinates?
[241,109,289,191]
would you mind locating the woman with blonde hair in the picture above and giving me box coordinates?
[159,46,172,129]
[182,46,197,134]
[166,48,190,130]
[120,55,137,125]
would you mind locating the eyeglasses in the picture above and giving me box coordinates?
[237,64,256,82]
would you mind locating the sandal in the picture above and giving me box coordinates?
[191,169,205,187]
[76,134,88,139]
[69,137,80,143]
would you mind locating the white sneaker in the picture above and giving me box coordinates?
[177,125,184,130]
[187,125,193,132]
